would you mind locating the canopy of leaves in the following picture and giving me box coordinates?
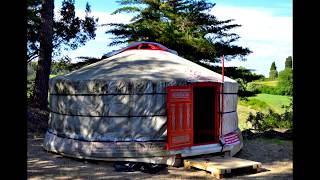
[269,61,278,79]
[270,61,277,71]
[277,69,293,96]
[106,0,251,63]
[27,0,99,62]
[285,56,292,69]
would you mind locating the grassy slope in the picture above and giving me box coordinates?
[253,80,278,87]
[237,93,292,130]
[250,94,292,113]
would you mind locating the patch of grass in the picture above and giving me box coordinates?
[253,80,278,87]
[239,98,268,112]
[251,94,292,113]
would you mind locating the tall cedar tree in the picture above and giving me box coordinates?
[285,56,293,69]
[27,0,99,62]
[30,0,98,109]
[269,61,278,79]
[32,0,54,109]
[106,0,251,65]
[27,0,98,62]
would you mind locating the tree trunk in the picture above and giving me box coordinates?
[32,0,54,110]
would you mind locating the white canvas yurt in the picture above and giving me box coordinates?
[43,42,243,165]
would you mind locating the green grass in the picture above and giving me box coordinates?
[249,94,292,113]
[238,98,268,112]
[238,93,292,131]
[253,80,278,87]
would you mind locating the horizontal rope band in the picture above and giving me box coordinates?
[50,110,166,118]
[50,92,167,96]
[47,130,166,143]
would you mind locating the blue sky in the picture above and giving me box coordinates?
[54,0,292,77]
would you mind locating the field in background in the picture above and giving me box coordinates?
[237,93,292,130]
[252,80,278,87]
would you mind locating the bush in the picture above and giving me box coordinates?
[246,103,293,132]
[246,82,279,95]
[236,78,257,97]
[246,83,262,94]
[239,98,268,111]
[277,69,293,96]
[258,85,278,94]
[27,61,37,100]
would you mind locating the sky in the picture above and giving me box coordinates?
[54,0,292,77]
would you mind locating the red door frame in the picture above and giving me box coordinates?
[192,82,221,145]
[166,82,221,150]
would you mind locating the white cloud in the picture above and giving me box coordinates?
[212,5,293,76]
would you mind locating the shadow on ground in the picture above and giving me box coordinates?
[28,131,292,180]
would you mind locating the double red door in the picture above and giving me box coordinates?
[166,83,221,150]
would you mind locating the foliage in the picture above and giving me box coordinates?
[199,65,264,97]
[246,103,293,132]
[107,0,251,64]
[235,78,256,97]
[285,56,293,69]
[211,66,264,82]
[269,61,278,80]
[270,61,277,71]
[51,56,73,75]
[247,83,278,95]
[27,0,99,61]
[239,98,268,111]
[27,61,38,100]
[251,80,278,87]
[277,69,293,96]
[248,70,292,96]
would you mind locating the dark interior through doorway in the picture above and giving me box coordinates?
[193,86,216,144]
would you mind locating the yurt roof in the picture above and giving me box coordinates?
[56,48,236,83]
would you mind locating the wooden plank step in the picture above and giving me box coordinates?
[183,156,262,179]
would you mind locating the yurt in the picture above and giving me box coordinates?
[43,42,243,165]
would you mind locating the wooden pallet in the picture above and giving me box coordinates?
[184,156,262,179]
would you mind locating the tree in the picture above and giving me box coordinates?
[277,56,293,96]
[30,0,98,109]
[106,0,251,65]
[269,61,278,80]
[32,0,54,109]
[27,0,99,62]
[277,69,293,96]
[285,56,293,69]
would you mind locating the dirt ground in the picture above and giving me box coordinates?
[27,131,292,180]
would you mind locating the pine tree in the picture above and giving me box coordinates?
[269,61,278,80]
[27,0,99,62]
[285,56,293,69]
[29,0,98,109]
[107,0,251,64]
[31,0,54,109]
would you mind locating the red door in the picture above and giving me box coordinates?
[166,86,193,150]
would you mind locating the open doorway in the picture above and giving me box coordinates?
[193,86,217,145]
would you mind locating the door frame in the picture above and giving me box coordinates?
[192,82,221,145]
[166,82,222,150]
